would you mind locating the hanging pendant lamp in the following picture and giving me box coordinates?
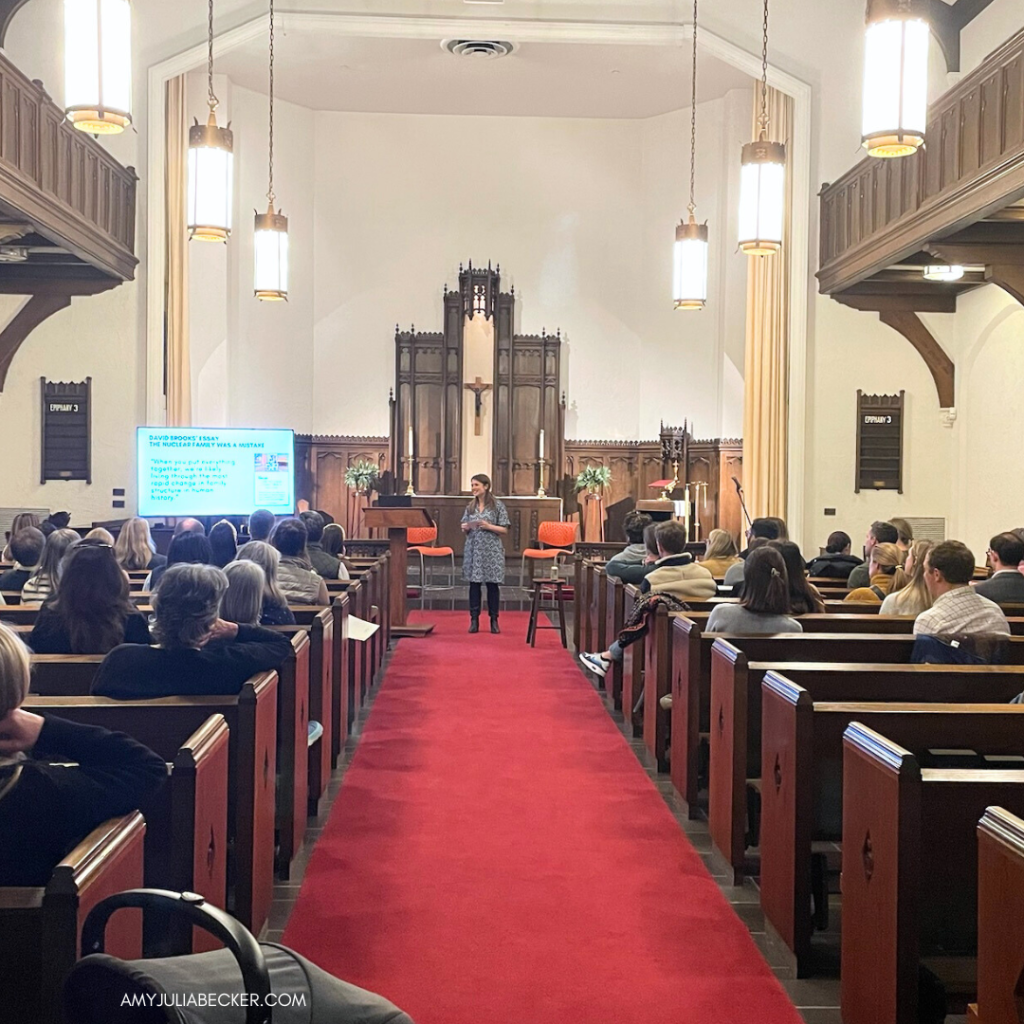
[64,0,132,134]
[674,0,708,310]
[188,0,233,242]
[254,0,288,301]
[738,0,785,256]
[862,0,928,158]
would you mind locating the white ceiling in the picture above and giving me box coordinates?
[214,33,753,119]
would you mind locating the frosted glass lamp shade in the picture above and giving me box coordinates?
[738,138,785,255]
[254,205,289,301]
[862,13,928,157]
[188,117,234,243]
[64,0,132,134]
[923,264,964,282]
[673,218,709,310]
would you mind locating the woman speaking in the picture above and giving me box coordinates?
[461,474,510,634]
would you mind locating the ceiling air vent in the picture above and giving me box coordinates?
[443,39,516,60]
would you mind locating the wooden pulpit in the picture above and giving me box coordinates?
[362,506,435,638]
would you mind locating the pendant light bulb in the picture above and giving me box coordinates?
[674,0,709,310]
[255,0,288,301]
[188,0,234,243]
[738,0,785,256]
[64,0,133,134]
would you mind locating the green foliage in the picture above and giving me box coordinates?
[344,459,380,492]
[575,463,612,492]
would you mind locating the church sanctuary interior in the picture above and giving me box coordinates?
[5,0,1024,1021]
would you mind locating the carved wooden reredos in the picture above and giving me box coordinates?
[389,261,564,497]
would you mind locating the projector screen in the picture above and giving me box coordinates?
[137,427,295,517]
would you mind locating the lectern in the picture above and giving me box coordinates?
[363,505,435,638]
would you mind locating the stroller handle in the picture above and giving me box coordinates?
[80,888,273,1024]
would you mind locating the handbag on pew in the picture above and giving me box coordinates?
[63,889,416,1024]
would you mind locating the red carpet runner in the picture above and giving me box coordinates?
[283,611,802,1024]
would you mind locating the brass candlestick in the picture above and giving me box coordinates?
[537,458,547,498]
[404,456,416,496]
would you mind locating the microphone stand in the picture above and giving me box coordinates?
[732,477,753,531]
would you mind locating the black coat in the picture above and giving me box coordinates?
[806,552,863,580]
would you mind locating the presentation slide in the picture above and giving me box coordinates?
[137,427,295,517]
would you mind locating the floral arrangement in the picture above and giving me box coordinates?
[575,464,612,493]
[344,459,380,493]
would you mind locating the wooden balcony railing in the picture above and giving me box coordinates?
[818,26,1024,294]
[0,50,137,281]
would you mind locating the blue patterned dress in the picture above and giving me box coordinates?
[461,500,510,584]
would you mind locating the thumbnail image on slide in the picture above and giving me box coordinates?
[137,427,295,516]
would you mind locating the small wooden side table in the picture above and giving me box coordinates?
[526,577,570,648]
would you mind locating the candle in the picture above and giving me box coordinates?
[702,481,707,511]
[539,429,545,461]
[407,424,414,459]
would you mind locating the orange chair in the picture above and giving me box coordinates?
[519,520,578,589]
[407,526,456,591]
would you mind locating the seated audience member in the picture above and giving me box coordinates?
[301,510,349,581]
[236,540,296,626]
[46,511,71,531]
[321,523,354,576]
[739,517,782,558]
[879,539,934,616]
[0,528,45,591]
[208,520,239,569]
[0,622,166,886]
[2,513,41,562]
[92,564,293,699]
[272,518,330,605]
[699,528,741,578]
[806,531,862,581]
[84,527,116,546]
[173,517,206,538]
[705,546,803,634]
[146,531,213,592]
[21,528,79,603]
[724,536,770,592]
[912,541,1010,664]
[765,517,789,542]
[248,509,275,542]
[845,542,903,603]
[847,520,900,590]
[114,517,167,572]
[605,512,653,576]
[222,561,266,626]
[28,543,151,654]
[639,521,716,601]
[890,517,914,555]
[975,532,1024,604]
[770,540,825,615]
[606,523,660,587]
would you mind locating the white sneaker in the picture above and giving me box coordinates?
[659,694,673,710]
[580,652,610,678]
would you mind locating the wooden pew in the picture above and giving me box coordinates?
[758,676,1024,975]
[572,554,586,653]
[588,564,607,687]
[23,675,278,937]
[842,723,1024,1024]
[331,592,351,764]
[620,584,645,734]
[604,573,625,710]
[970,807,1024,1024]
[0,813,145,1024]
[708,642,1024,882]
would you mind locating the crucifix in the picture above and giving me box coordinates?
[463,376,493,436]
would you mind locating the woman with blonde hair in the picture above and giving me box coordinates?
[221,561,266,627]
[114,517,166,571]
[700,529,741,578]
[880,539,934,617]
[236,540,295,625]
[84,527,115,546]
[845,542,904,603]
[0,620,166,885]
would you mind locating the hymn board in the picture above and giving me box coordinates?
[390,262,564,497]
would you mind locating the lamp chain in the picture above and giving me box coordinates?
[267,0,275,206]
[207,0,218,112]
[759,0,769,135]
[688,0,697,215]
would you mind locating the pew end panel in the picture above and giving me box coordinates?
[604,573,625,710]
[642,604,672,772]
[332,593,350,762]
[275,631,311,880]
[620,585,644,736]
[973,807,1024,1024]
[669,615,704,817]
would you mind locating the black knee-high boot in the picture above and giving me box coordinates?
[468,582,481,633]
[487,582,500,634]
